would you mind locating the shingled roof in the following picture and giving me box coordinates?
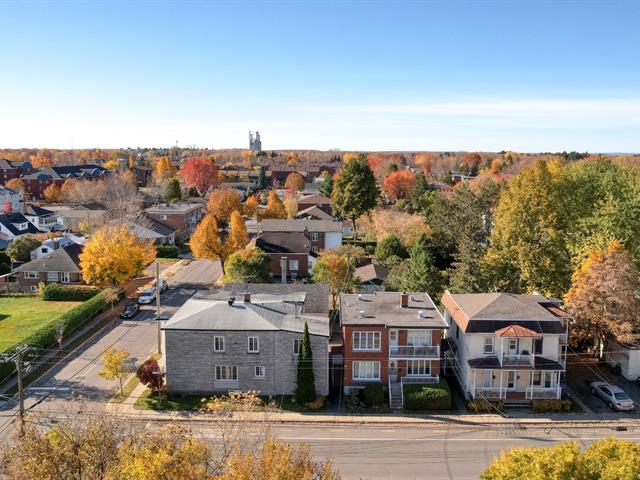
[14,243,83,273]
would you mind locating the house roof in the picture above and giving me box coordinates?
[0,186,20,196]
[144,202,202,214]
[0,159,31,170]
[354,263,389,283]
[495,324,539,337]
[24,205,55,217]
[341,292,448,328]
[467,355,565,371]
[162,290,329,336]
[255,231,310,254]
[21,165,107,181]
[0,213,41,236]
[442,291,569,334]
[259,218,343,233]
[295,205,334,221]
[14,243,83,273]
[222,283,329,314]
[297,194,332,205]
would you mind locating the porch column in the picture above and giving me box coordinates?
[529,370,534,400]
[473,369,476,397]
[500,338,504,366]
[500,370,504,399]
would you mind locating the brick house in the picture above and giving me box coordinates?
[162,284,330,396]
[255,231,315,280]
[258,219,343,254]
[0,159,34,183]
[144,202,204,240]
[297,194,332,214]
[10,243,84,292]
[341,292,448,408]
[20,165,108,200]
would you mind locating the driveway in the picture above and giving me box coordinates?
[169,259,222,287]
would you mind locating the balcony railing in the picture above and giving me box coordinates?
[501,354,534,367]
[389,345,439,358]
[525,386,561,400]
[474,387,505,400]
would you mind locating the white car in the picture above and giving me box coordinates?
[137,288,157,305]
[590,382,635,411]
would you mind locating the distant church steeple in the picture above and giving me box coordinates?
[249,131,262,152]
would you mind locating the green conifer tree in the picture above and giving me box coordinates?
[295,321,316,403]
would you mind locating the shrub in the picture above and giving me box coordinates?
[467,399,504,413]
[41,283,102,302]
[531,399,573,413]
[156,245,179,258]
[363,383,386,407]
[403,379,452,411]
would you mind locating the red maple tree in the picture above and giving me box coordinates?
[178,157,219,196]
[382,170,416,201]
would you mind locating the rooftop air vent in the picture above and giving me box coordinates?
[358,310,365,318]
[228,297,235,307]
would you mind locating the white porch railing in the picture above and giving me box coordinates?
[501,354,534,368]
[389,345,440,358]
[525,386,561,400]
[474,387,505,400]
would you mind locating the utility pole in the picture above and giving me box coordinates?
[156,261,162,355]
[1,345,30,433]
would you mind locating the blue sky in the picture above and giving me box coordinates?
[1,0,639,152]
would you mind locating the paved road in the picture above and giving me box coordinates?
[170,259,221,286]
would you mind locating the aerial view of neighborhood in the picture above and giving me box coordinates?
[0,1,639,479]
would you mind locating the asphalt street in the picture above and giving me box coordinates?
[170,259,222,286]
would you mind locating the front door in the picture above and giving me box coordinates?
[507,371,516,390]
[389,361,398,382]
[508,339,519,356]
[544,372,553,388]
[482,370,492,388]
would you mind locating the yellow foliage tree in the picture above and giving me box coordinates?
[5,178,25,191]
[284,172,305,191]
[99,347,130,396]
[342,152,359,163]
[227,210,248,252]
[128,154,137,169]
[218,437,340,480]
[243,195,260,219]
[103,159,120,170]
[284,195,298,219]
[80,224,156,285]
[262,191,287,219]
[208,188,243,227]
[43,183,62,202]
[154,156,175,182]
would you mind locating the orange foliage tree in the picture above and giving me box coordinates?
[284,172,305,192]
[262,191,287,219]
[43,184,62,203]
[243,195,260,219]
[382,170,416,201]
[5,178,25,191]
[179,157,219,196]
[207,188,242,227]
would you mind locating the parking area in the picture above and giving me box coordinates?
[566,355,640,416]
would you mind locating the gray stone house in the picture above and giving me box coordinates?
[162,284,330,396]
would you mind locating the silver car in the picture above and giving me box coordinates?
[590,382,635,411]
[137,288,156,305]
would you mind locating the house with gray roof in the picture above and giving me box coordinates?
[162,285,330,396]
[441,291,570,404]
[9,243,84,292]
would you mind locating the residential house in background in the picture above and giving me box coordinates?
[144,202,204,240]
[131,166,152,187]
[296,194,332,214]
[162,284,330,396]
[441,291,569,403]
[20,165,108,200]
[10,243,84,291]
[30,235,86,260]
[354,263,389,293]
[295,205,334,221]
[46,204,107,231]
[0,159,34,183]
[341,292,448,408]
[24,205,59,231]
[0,186,24,213]
[128,216,177,245]
[255,231,315,280]
[258,219,344,253]
[0,212,42,242]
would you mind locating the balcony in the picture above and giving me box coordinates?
[501,354,533,368]
[389,345,439,358]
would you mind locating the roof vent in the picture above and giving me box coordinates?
[359,310,365,318]
[228,297,235,307]
[418,310,424,318]
[358,294,362,301]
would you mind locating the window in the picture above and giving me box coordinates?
[255,366,265,378]
[160,214,168,220]
[293,339,301,355]
[533,338,543,355]
[310,232,319,241]
[352,332,381,351]
[310,246,319,253]
[24,271,39,279]
[532,371,542,386]
[214,336,225,352]
[508,338,519,354]
[408,330,431,346]
[507,371,516,389]
[248,336,259,353]
[483,336,495,354]
[288,259,299,271]
[352,361,380,381]
[47,272,59,282]
[406,359,431,376]
[215,365,238,381]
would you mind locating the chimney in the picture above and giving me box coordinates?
[418,310,424,318]
[228,297,235,307]
[400,293,409,308]
[52,240,60,250]
[243,292,251,303]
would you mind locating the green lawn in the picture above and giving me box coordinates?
[0,296,81,353]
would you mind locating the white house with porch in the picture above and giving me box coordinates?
[441,291,570,403]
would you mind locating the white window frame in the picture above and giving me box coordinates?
[482,369,493,388]
[215,365,238,381]
[213,336,225,352]
[483,336,495,354]
[352,331,381,351]
[310,232,319,241]
[288,259,299,271]
[248,336,259,353]
[352,361,380,381]
[532,371,542,386]
[160,214,168,220]
[24,271,39,279]
[293,338,301,355]
[61,272,70,283]
[47,271,59,282]
[406,359,431,376]
[407,330,431,346]
[508,338,519,354]
[255,366,265,378]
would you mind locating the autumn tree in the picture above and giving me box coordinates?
[2,201,11,214]
[295,322,316,403]
[359,208,430,247]
[128,154,137,169]
[227,210,248,252]
[332,154,378,239]
[99,347,130,396]
[136,357,164,393]
[7,236,41,262]
[414,152,439,172]
[564,241,640,353]
[284,194,298,219]
[284,172,305,192]
[382,170,416,201]
[30,152,54,168]
[153,156,176,183]
[262,191,287,219]
[43,183,62,202]
[311,252,359,312]
[190,212,246,275]
[103,159,120,170]
[80,224,156,285]
[224,247,272,284]
[243,195,259,219]
[5,178,25,191]
[207,188,242,227]
[179,157,219,196]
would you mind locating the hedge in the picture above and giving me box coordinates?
[363,383,386,407]
[467,398,504,413]
[531,399,573,413]
[41,283,102,302]
[156,245,180,258]
[403,379,452,411]
[0,288,124,384]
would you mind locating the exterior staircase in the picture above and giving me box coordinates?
[389,381,403,409]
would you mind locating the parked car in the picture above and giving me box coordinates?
[138,288,157,305]
[590,381,635,411]
[155,278,168,293]
[120,303,140,319]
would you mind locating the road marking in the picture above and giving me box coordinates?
[274,436,640,442]
[327,429,344,432]
[381,429,396,432]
